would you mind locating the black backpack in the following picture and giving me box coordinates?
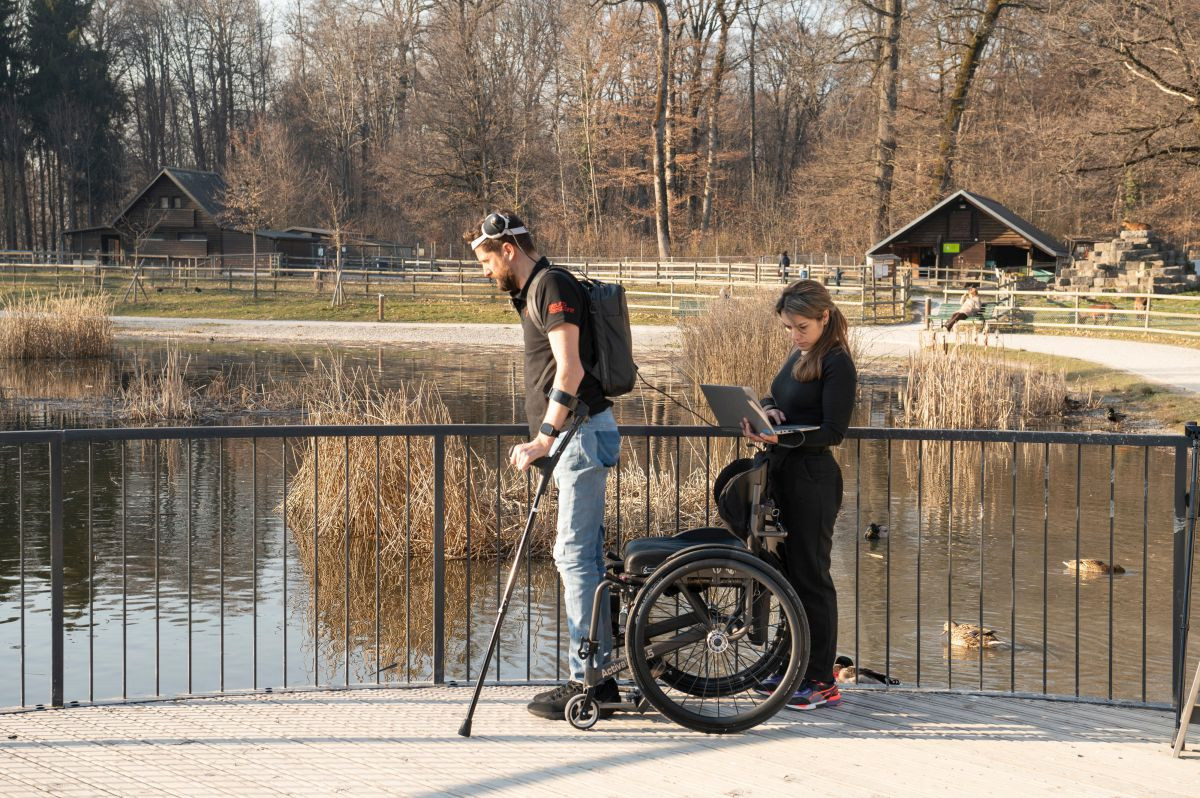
[527,266,639,397]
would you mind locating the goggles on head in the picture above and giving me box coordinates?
[470,212,528,250]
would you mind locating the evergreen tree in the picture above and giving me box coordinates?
[0,0,27,247]
[24,0,123,233]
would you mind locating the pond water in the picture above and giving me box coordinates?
[0,340,1196,710]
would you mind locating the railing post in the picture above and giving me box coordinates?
[1173,422,1199,726]
[49,435,64,708]
[1174,432,1191,706]
[433,433,446,684]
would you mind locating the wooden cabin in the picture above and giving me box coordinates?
[64,167,248,263]
[62,167,411,267]
[867,190,1066,284]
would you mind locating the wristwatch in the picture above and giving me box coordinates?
[539,422,561,439]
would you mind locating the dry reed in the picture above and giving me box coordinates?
[120,342,199,421]
[0,290,113,359]
[282,359,718,586]
[678,290,795,407]
[900,346,1067,430]
[283,363,516,585]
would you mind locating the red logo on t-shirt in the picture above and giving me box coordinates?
[548,301,574,315]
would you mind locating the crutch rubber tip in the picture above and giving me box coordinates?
[457,719,472,737]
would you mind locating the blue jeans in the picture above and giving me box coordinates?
[550,408,620,681]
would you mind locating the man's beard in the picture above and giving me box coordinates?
[497,270,519,293]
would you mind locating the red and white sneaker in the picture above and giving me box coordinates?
[785,679,842,710]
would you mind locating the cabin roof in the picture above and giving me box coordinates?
[866,190,1067,259]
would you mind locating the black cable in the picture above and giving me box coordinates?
[635,371,809,449]
[637,371,716,426]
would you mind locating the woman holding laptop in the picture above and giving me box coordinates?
[741,279,857,710]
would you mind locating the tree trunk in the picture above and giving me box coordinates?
[251,229,258,301]
[700,3,733,233]
[871,0,902,243]
[747,9,759,200]
[18,147,32,248]
[931,0,1006,201]
[645,0,672,258]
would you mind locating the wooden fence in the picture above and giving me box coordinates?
[0,252,910,323]
[936,284,1200,338]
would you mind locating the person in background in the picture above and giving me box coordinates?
[778,251,791,283]
[943,283,982,331]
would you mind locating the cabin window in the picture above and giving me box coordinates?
[173,197,183,209]
[159,197,170,209]
[178,233,207,242]
[147,232,166,240]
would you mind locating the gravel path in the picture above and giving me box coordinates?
[112,315,681,353]
[855,323,1200,396]
[113,316,1200,396]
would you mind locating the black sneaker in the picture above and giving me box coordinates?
[527,682,583,719]
[526,679,620,720]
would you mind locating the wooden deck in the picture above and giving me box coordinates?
[0,686,1195,796]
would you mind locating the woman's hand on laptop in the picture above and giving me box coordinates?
[740,417,779,445]
[765,408,786,426]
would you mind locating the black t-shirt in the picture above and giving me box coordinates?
[511,258,611,433]
[760,347,856,447]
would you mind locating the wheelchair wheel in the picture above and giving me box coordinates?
[564,693,601,731]
[626,548,808,734]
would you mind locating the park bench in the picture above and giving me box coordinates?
[930,300,1019,333]
[672,297,706,317]
[1031,268,1055,284]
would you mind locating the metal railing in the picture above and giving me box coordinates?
[0,423,1195,715]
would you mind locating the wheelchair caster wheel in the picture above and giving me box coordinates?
[565,693,601,730]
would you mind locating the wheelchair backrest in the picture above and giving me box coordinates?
[713,454,784,545]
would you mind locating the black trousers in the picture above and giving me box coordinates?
[768,448,843,682]
[944,311,973,330]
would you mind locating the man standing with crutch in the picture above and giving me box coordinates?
[464,211,621,720]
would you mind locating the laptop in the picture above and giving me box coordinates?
[699,384,820,436]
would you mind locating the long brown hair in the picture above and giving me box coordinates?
[775,279,852,382]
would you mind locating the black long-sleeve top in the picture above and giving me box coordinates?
[760,347,857,447]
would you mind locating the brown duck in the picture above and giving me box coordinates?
[1063,559,1125,574]
[943,621,1004,648]
[833,655,899,685]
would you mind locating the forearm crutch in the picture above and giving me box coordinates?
[459,406,588,737]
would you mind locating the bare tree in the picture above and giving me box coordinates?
[699,0,737,232]
[1067,0,1200,171]
[610,0,672,257]
[929,0,1035,200]
[862,0,902,242]
[114,206,168,303]
[220,127,273,300]
[320,178,354,307]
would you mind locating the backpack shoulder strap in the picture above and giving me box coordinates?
[525,265,580,332]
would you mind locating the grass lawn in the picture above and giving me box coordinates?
[0,279,679,326]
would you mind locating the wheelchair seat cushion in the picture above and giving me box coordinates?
[622,527,746,575]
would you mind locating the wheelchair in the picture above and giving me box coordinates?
[564,454,810,734]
